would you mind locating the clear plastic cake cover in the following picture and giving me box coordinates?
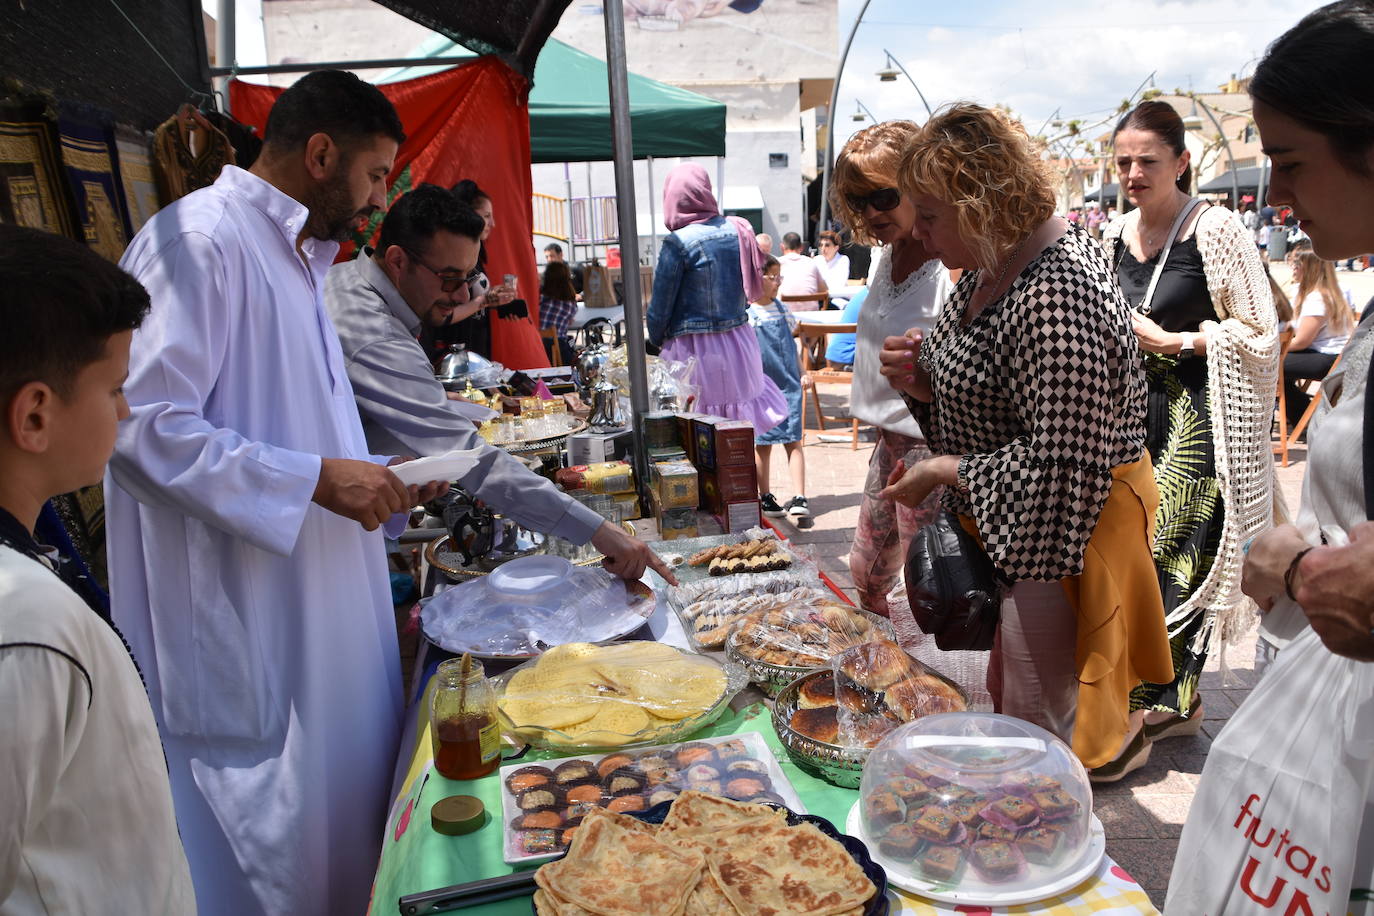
[421,557,655,658]
[855,713,1099,900]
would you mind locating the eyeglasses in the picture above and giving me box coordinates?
[402,247,472,293]
[845,187,902,213]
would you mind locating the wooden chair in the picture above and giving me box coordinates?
[796,321,863,450]
[539,327,567,367]
[1285,348,1342,453]
[1273,327,1293,467]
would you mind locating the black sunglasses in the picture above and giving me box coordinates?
[402,247,471,293]
[845,187,902,213]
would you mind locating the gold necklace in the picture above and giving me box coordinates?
[1139,195,1187,255]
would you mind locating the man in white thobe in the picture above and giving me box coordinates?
[105,71,443,915]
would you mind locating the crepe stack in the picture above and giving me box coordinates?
[499,642,728,746]
[534,792,876,915]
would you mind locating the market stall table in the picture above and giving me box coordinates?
[369,579,1160,915]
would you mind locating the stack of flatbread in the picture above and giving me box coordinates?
[499,643,728,746]
[533,791,875,915]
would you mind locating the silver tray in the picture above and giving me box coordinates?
[483,415,588,455]
[770,666,972,788]
[772,672,869,789]
[723,608,895,698]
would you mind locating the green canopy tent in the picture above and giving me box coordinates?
[384,37,725,162]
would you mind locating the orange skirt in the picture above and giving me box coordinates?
[1061,454,1174,767]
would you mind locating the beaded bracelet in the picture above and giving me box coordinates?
[1284,547,1315,602]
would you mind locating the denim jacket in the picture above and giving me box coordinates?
[647,217,748,346]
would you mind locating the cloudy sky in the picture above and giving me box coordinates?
[832,0,1318,147]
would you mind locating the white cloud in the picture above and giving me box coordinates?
[835,0,1318,136]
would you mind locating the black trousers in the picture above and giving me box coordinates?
[1284,348,1339,427]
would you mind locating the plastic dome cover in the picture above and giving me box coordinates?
[857,713,1095,896]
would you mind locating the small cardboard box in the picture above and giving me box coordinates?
[554,460,635,495]
[693,416,755,470]
[675,412,707,464]
[717,499,761,534]
[699,465,758,516]
[647,446,689,464]
[647,491,698,541]
[567,430,633,466]
[652,461,699,510]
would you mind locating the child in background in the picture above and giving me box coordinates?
[748,257,812,528]
[0,225,193,911]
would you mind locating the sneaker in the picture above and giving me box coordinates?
[785,496,814,528]
[760,493,786,517]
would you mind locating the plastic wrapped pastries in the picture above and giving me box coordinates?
[813,639,970,749]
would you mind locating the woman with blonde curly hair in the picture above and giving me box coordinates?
[878,103,1173,772]
[829,120,953,619]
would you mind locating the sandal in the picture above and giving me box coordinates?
[1089,728,1152,784]
[1142,695,1204,742]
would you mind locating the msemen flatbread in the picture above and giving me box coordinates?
[709,819,874,916]
[537,809,703,916]
[661,791,787,834]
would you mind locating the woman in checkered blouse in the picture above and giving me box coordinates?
[877,104,1173,773]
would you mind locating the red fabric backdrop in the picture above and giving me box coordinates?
[230,59,549,369]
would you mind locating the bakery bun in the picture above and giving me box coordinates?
[797,673,838,709]
[838,640,913,690]
[883,674,967,721]
[789,705,839,744]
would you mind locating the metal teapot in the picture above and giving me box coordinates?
[589,379,627,432]
[442,490,546,570]
[572,342,611,401]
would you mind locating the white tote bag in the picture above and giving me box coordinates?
[1166,626,1374,915]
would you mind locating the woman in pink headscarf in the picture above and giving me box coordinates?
[648,163,787,434]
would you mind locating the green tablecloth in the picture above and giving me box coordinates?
[368,702,856,915]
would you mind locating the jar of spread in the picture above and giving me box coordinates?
[430,654,502,780]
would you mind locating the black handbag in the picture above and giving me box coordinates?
[904,511,1003,651]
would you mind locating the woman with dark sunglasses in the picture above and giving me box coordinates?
[828,121,954,619]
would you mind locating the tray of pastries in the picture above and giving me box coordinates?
[493,642,747,751]
[723,605,896,697]
[531,791,887,916]
[845,713,1103,906]
[499,732,805,866]
[772,640,970,788]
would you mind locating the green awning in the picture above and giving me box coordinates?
[383,37,726,162]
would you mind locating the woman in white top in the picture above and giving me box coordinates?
[1283,248,1355,429]
[813,230,853,306]
[829,121,953,617]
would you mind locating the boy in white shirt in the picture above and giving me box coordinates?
[0,225,193,914]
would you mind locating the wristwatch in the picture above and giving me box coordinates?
[1177,334,1195,359]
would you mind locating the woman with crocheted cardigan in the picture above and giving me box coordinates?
[1100,100,1279,779]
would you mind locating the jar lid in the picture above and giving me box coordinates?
[431,795,486,836]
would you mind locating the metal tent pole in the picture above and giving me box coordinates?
[648,155,658,260]
[601,0,650,490]
[215,0,235,113]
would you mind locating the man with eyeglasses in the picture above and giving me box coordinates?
[325,184,675,584]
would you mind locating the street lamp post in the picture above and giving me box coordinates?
[852,99,878,123]
[1183,93,1241,209]
[876,50,933,119]
[816,0,879,237]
